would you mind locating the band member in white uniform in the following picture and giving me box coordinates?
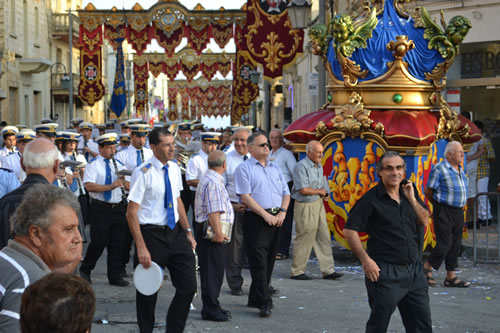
[0,130,36,182]
[0,126,18,158]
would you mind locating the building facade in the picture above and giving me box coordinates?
[0,0,108,129]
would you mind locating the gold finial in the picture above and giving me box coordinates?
[386,35,415,59]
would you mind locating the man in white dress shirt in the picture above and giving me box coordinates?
[1,130,36,182]
[77,122,99,163]
[79,133,129,287]
[224,127,251,296]
[116,124,153,171]
[269,129,297,260]
[126,127,196,333]
[0,126,18,158]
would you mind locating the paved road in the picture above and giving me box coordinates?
[83,231,500,333]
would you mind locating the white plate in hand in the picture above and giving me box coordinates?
[134,261,163,296]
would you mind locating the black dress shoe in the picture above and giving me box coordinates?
[259,305,272,317]
[248,301,274,309]
[79,269,92,284]
[290,273,312,280]
[323,272,343,280]
[268,285,279,296]
[120,270,128,278]
[231,288,243,296]
[109,278,129,287]
[221,309,232,318]
[201,312,230,322]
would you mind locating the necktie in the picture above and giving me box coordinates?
[9,148,14,155]
[163,164,176,229]
[104,159,112,201]
[136,149,142,166]
[243,155,248,161]
[84,140,90,161]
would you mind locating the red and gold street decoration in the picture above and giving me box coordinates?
[133,49,235,82]
[168,79,232,119]
[230,51,259,124]
[133,60,149,115]
[78,13,104,107]
[242,0,304,81]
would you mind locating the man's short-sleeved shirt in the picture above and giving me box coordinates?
[83,155,126,204]
[345,182,426,264]
[224,150,250,203]
[128,156,182,225]
[1,153,25,183]
[291,156,329,203]
[478,137,495,179]
[0,168,20,198]
[185,150,208,191]
[427,160,467,208]
[234,156,290,209]
[195,169,234,225]
[269,146,296,184]
[116,145,153,171]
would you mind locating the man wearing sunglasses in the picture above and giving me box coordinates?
[234,132,290,318]
[344,151,432,333]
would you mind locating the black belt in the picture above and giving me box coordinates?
[91,199,124,209]
[264,207,281,216]
[140,224,174,230]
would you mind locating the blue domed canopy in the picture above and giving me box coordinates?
[327,0,443,82]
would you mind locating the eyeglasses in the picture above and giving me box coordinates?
[254,142,270,148]
[382,165,405,172]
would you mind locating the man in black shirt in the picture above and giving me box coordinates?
[344,151,432,333]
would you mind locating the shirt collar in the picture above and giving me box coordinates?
[150,155,165,169]
[304,155,319,168]
[249,155,271,167]
[207,169,224,182]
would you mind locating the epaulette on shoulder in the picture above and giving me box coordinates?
[89,157,97,163]
[223,146,231,152]
[0,167,13,173]
[115,159,124,165]
[141,163,153,173]
[192,152,200,157]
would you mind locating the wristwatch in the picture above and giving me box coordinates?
[279,207,287,213]
[185,228,193,233]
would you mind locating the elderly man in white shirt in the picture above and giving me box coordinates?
[269,129,297,260]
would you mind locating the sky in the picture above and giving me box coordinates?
[82,0,247,127]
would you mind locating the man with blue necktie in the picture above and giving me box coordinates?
[126,127,196,333]
[77,122,98,163]
[115,123,153,277]
[0,126,18,158]
[79,133,129,287]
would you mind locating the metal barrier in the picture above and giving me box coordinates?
[473,191,500,266]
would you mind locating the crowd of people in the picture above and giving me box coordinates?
[0,117,496,332]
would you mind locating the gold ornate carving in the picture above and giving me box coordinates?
[436,96,469,140]
[132,3,144,11]
[80,15,103,32]
[386,35,415,59]
[84,3,96,11]
[315,92,381,139]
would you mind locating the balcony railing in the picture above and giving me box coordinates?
[52,73,79,93]
[52,13,79,37]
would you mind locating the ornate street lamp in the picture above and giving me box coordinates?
[287,0,312,30]
[250,69,260,85]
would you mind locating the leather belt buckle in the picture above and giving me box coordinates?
[265,207,280,215]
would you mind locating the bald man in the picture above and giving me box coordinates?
[0,139,60,249]
[290,141,342,281]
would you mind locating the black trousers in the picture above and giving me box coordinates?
[121,216,133,272]
[243,211,280,308]
[278,181,294,256]
[194,222,228,317]
[78,193,90,226]
[80,200,127,282]
[428,202,464,272]
[226,210,245,291]
[365,261,432,333]
[135,224,197,333]
[180,174,192,215]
